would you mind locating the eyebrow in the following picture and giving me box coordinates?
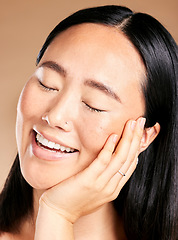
[39,61,67,77]
[39,60,122,103]
[84,80,122,103]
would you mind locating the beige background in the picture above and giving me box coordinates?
[0,0,177,189]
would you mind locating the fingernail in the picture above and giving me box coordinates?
[131,121,136,131]
[139,117,146,129]
[112,134,119,143]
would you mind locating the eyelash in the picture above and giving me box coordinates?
[38,80,57,91]
[83,102,104,113]
[38,81,104,113]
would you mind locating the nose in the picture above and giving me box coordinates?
[42,92,76,132]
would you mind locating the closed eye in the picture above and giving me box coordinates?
[38,80,57,91]
[83,101,105,113]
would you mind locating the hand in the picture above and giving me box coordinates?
[39,117,146,224]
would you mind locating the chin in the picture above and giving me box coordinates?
[20,166,65,190]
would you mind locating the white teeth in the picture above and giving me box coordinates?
[43,138,49,147]
[48,141,55,148]
[36,133,75,152]
[60,146,65,152]
[54,143,60,150]
[66,148,71,153]
[36,134,40,141]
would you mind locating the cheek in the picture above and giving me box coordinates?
[16,81,46,155]
[16,80,50,133]
[18,82,42,121]
[79,113,126,159]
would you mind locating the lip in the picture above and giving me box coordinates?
[31,131,79,161]
[33,127,78,150]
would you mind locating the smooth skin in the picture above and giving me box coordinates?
[2,24,160,239]
[35,118,146,239]
[16,24,146,191]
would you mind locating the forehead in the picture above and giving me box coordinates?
[41,23,145,96]
[43,23,145,73]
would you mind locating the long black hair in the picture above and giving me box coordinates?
[0,5,177,239]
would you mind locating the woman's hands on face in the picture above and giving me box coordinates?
[39,117,146,224]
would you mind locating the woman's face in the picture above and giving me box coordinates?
[16,24,145,189]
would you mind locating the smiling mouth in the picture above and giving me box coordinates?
[35,132,78,153]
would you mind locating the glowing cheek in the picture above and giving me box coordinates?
[80,113,127,158]
[80,117,113,155]
[18,82,43,121]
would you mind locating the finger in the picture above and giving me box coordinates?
[81,134,119,180]
[101,154,139,203]
[116,117,145,178]
[96,119,136,186]
[118,154,138,188]
[112,154,139,200]
[113,119,136,157]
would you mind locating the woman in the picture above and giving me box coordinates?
[0,5,177,240]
